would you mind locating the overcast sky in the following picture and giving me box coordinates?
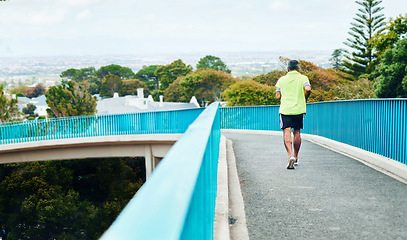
[0,0,405,57]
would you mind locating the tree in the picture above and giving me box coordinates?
[120,79,149,96]
[252,70,286,86]
[371,14,407,59]
[373,38,407,98]
[135,65,161,90]
[164,69,235,106]
[330,49,344,70]
[333,78,375,100]
[100,74,122,98]
[0,162,94,239]
[278,56,320,73]
[155,60,193,90]
[0,158,144,239]
[22,103,38,119]
[96,64,136,80]
[222,80,279,106]
[60,67,96,82]
[60,68,79,80]
[45,81,97,118]
[196,55,232,74]
[0,85,22,123]
[25,83,46,98]
[84,77,102,95]
[163,78,186,103]
[343,0,386,77]
[10,85,29,98]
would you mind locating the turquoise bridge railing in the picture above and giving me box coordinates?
[0,108,204,145]
[220,99,407,165]
[100,102,220,240]
[2,99,405,239]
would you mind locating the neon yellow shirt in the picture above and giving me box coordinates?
[276,71,310,115]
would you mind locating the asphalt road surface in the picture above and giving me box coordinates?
[223,132,407,240]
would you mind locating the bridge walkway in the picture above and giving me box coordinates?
[223,131,407,240]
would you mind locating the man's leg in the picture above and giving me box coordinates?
[293,129,301,159]
[283,127,292,157]
[283,128,296,169]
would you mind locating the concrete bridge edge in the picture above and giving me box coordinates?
[214,136,230,240]
[214,134,250,240]
[301,133,407,185]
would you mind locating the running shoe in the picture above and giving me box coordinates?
[294,158,299,165]
[287,156,295,169]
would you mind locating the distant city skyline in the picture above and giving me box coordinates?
[0,51,332,81]
[0,0,406,57]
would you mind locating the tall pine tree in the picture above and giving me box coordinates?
[343,0,385,77]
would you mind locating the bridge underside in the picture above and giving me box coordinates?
[0,134,182,179]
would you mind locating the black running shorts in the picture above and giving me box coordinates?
[280,114,305,130]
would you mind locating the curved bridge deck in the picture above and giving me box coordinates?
[223,131,407,240]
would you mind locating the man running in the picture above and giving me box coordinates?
[275,60,311,169]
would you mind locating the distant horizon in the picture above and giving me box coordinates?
[0,49,333,59]
[0,51,333,84]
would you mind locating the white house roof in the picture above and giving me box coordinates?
[16,89,200,117]
[96,95,199,115]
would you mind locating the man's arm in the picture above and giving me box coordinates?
[304,85,311,102]
[275,87,281,100]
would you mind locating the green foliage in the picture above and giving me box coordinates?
[252,70,286,86]
[120,79,149,96]
[100,74,123,98]
[306,89,337,103]
[164,78,186,102]
[10,85,29,97]
[371,14,407,59]
[25,83,46,98]
[150,89,165,102]
[0,85,22,123]
[22,103,38,119]
[135,65,161,90]
[60,67,96,82]
[96,64,136,80]
[373,38,407,98]
[298,59,321,73]
[46,81,97,118]
[304,69,341,92]
[164,69,235,106]
[84,77,102,95]
[196,55,231,74]
[343,0,386,77]
[155,60,193,90]
[222,80,279,106]
[0,158,144,239]
[333,78,375,100]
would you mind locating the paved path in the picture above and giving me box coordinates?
[223,132,407,240]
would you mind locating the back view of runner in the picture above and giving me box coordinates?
[275,60,312,169]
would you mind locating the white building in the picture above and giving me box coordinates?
[96,88,200,115]
[17,95,48,117]
[17,88,200,118]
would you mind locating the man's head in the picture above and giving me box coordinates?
[287,60,300,71]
